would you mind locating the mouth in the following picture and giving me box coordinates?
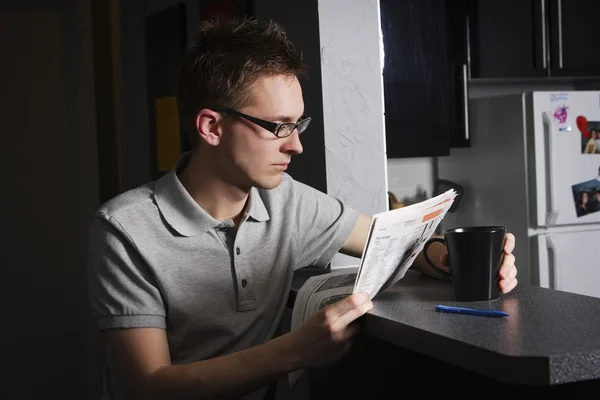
[273,163,289,171]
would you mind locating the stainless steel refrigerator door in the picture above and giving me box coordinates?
[530,91,600,226]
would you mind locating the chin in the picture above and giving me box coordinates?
[253,174,283,190]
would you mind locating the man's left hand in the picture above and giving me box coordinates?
[496,232,518,293]
[440,232,518,294]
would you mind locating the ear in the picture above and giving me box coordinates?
[195,109,223,146]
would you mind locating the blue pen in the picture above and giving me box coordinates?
[435,304,509,318]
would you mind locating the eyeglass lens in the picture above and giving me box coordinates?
[277,118,311,137]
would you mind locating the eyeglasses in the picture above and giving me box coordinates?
[219,108,311,138]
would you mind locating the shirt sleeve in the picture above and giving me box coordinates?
[289,178,360,268]
[87,214,166,331]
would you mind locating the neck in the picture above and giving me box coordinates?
[179,151,250,225]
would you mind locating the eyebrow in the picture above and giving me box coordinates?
[270,113,306,122]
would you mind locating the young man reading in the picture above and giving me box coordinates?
[87,18,518,400]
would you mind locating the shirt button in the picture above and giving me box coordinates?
[236,247,241,255]
[241,279,248,288]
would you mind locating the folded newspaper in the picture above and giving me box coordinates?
[288,189,457,386]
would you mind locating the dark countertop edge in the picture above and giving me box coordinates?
[290,267,600,386]
[365,313,600,385]
[363,313,552,385]
[549,349,600,385]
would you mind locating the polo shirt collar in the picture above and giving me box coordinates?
[154,153,269,237]
[246,187,270,222]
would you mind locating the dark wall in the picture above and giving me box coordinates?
[119,0,201,190]
[120,0,327,193]
[253,0,327,192]
[0,0,103,398]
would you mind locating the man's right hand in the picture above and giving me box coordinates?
[289,291,373,369]
[102,292,373,399]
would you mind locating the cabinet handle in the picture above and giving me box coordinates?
[462,64,469,141]
[465,14,471,79]
[541,0,547,69]
[557,0,563,68]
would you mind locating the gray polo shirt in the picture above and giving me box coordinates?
[87,153,359,399]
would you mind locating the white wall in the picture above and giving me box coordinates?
[318,0,388,215]
[387,158,434,202]
[317,0,389,267]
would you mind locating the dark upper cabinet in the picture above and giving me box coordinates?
[380,0,469,158]
[468,0,546,78]
[548,0,600,77]
[468,0,600,79]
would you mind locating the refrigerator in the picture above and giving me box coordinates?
[438,91,600,298]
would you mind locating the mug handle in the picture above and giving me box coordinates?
[423,238,450,277]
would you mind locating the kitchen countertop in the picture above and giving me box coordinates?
[290,267,600,386]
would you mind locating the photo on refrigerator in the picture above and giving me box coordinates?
[576,116,600,154]
[571,166,600,217]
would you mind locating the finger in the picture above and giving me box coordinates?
[498,254,516,278]
[334,299,373,328]
[439,253,449,267]
[503,233,515,254]
[506,265,518,280]
[498,268,517,290]
[326,292,370,317]
[499,276,518,293]
[338,322,361,342]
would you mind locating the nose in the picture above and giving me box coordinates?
[282,129,303,155]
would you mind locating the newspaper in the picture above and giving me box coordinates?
[288,189,456,386]
[288,268,360,386]
[353,188,457,299]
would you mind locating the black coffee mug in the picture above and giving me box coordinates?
[423,226,506,302]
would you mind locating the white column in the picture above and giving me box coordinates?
[317,0,388,267]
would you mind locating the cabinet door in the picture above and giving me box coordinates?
[548,0,600,77]
[468,0,547,78]
[380,0,453,158]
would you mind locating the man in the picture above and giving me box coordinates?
[592,189,600,212]
[87,18,518,400]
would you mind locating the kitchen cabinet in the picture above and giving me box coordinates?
[548,0,600,77]
[380,0,469,159]
[468,0,600,79]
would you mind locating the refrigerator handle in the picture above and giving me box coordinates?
[542,112,559,225]
[462,64,469,141]
[545,236,557,290]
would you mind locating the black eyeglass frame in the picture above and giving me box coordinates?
[219,108,311,138]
